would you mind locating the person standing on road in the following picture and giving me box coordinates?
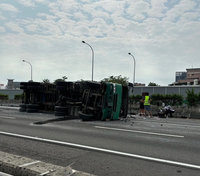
[144,93,152,117]
[139,97,145,116]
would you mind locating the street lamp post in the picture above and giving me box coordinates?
[22,59,33,81]
[128,53,136,86]
[82,41,94,81]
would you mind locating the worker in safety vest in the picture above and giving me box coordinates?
[144,94,152,117]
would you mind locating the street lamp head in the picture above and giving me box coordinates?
[22,59,25,62]
[82,41,85,43]
[128,53,131,55]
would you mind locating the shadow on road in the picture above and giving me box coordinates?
[34,116,79,125]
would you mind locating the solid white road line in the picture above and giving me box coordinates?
[95,126,184,138]
[0,116,16,120]
[0,106,19,110]
[0,131,199,169]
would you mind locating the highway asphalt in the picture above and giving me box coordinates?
[0,108,200,176]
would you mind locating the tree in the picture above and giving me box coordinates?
[186,89,199,106]
[102,75,129,86]
[42,79,50,84]
[54,76,68,84]
[148,82,159,86]
[62,76,68,81]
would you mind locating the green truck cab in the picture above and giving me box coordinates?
[79,82,128,121]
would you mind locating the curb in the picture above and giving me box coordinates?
[0,151,95,176]
[0,171,13,176]
[0,106,19,110]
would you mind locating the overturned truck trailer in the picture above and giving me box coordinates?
[19,81,83,116]
[20,81,128,121]
[20,82,57,112]
[54,81,83,116]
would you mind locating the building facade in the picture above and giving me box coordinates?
[186,68,200,84]
[0,84,4,89]
[173,68,200,85]
[6,79,21,89]
[175,72,187,82]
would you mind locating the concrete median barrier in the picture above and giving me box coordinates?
[0,151,95,176]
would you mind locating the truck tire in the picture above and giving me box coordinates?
[54,111,66,116]
[79,111,94,121]
[19,104,26,112]
[26,104,40,109]
[54,106,69,116]
[26,104,40,113]
[26,108,38,113]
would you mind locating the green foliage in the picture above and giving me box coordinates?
[171,94,183,105]
[148,94,183,106]
[129,95,142,103]
[54,76,68,84]
[62,76,68,81]
[54,79,64,84]
[148,82,159,86]
[0,94,8,100]
[14,94,23,100]
[186,89,199,106]
[151,94,164,102]
[102,75,129,86]
[43,79,50,84]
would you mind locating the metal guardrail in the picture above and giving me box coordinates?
[129,86,200,97]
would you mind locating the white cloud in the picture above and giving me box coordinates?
[164,0,197,22]
[17,0,35,7]
[126,0,150,20]
[5,22,24,33]
[17,0,49,7]
[0,0,200,86]
[0,3,19,12]
[73,12,88,21]
[74,25,90,36]
[35,0,48,4]
[148,0,168,18]
[25,23,38,32]
[0,26,5,32]
[0,13,6,20]
[91,10,110,20]
[48,0,79,12]
[179,12,199,22]
[92,0,125,14]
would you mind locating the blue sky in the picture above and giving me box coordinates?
[0,0,200,86]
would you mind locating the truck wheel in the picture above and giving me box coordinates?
[78,111,94,121]
[54,111,66,116]
[26,104,40,113]
[26,108,38,113]
[54,106,69,116]
[19,104,26,112]
[26,104,40,110]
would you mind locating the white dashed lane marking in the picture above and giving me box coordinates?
[94,126,184,138]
